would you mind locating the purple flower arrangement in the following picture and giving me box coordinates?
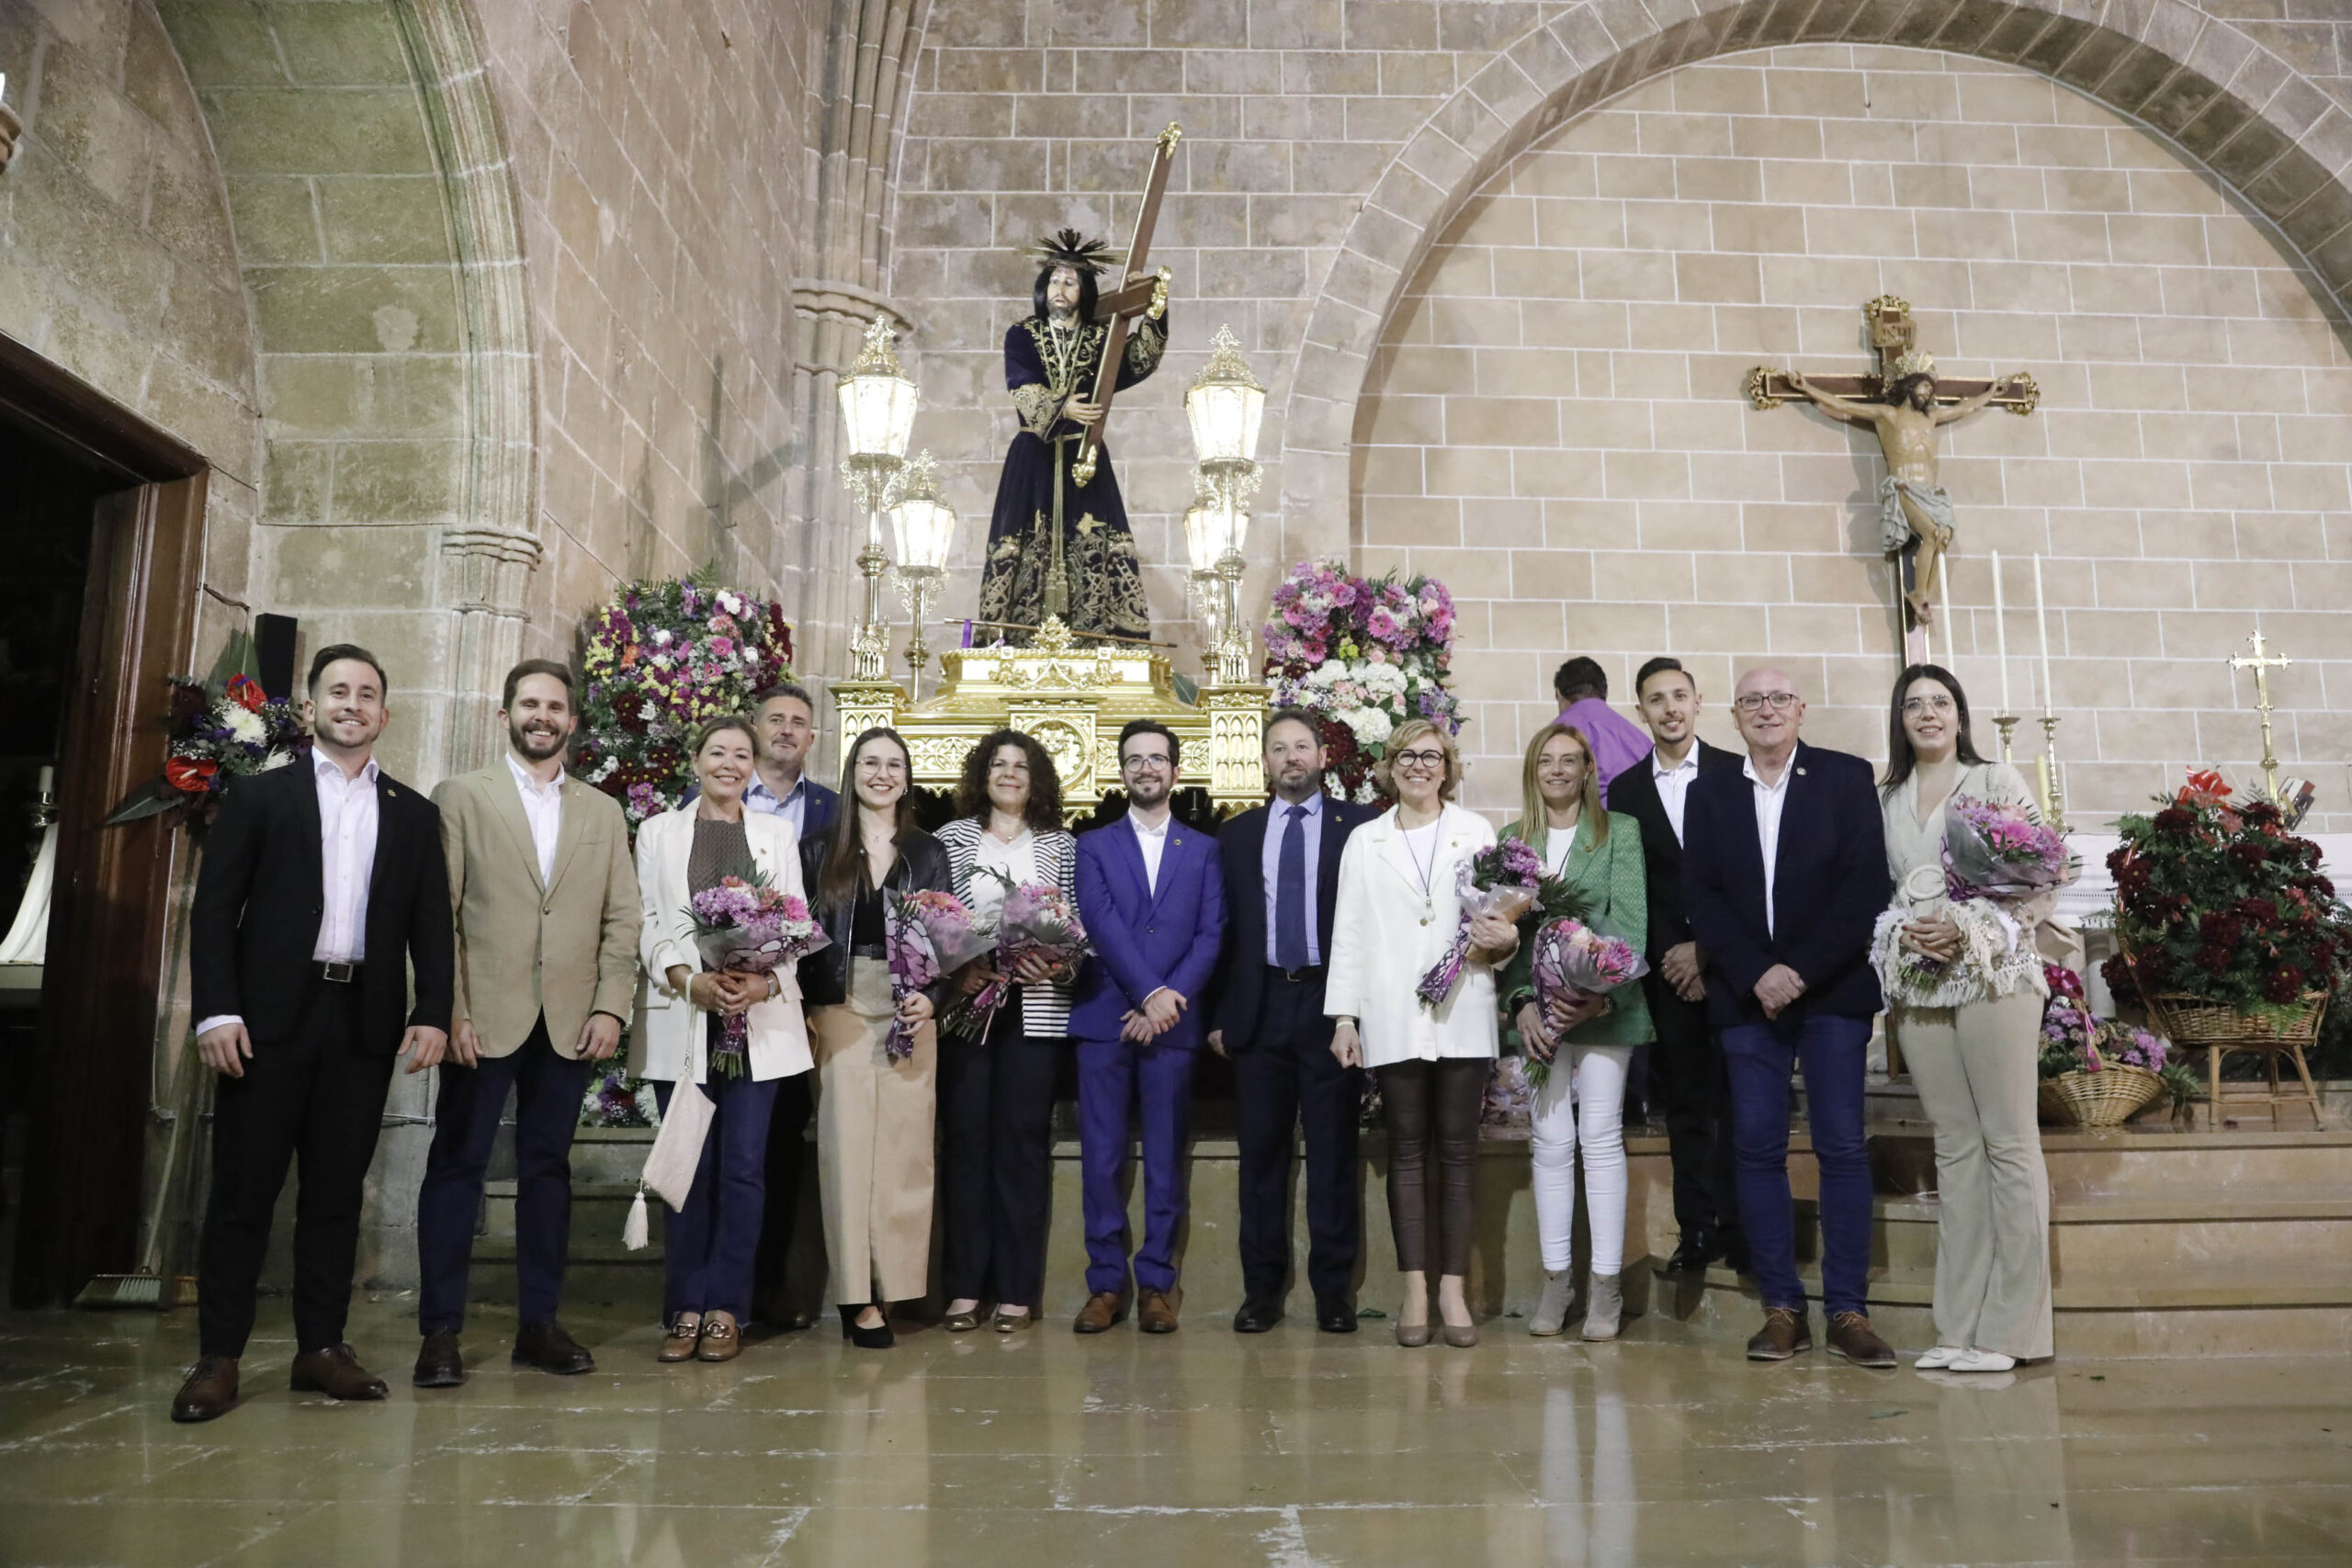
[574,575,797,830]
[1261,558,1460,800]
[1942,795,2070,902]
[882,889,991,1063]
[1417,839,1546,1009]
[942,874,1091,1043]
[106,671,310,834]
[684,875,827,1077]
[1521,919,1651,1089]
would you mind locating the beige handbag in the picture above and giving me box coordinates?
[623,1079,714,1249]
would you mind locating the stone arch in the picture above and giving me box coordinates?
[1285,0,2352,548]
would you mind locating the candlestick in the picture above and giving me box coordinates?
[1992,713,2020,766]
[1991,550,2011,714]
[2038,714,2069,835]
[2033,554,2055,719]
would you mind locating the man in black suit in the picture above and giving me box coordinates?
[173,645,455,1422]
[1606,657,1744,1276]
[1682,667,1894,1370]
[1209,711,1378,1334]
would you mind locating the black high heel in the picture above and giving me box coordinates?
[842,1303,895,1349]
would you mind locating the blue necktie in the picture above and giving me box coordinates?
[1276,804,1309,970]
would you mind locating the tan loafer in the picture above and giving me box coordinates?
[658,1317,702,1362]
[695,1315,742,1363]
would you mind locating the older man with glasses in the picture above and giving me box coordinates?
[1679,669,1895,1369]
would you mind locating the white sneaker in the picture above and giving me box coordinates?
[1951,1348,2017,1372]
[1914,1345,1966,1370]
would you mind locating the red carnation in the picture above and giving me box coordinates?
[2263,964,2307,1004]
[2153,807,2195,835]
[2228,840,2270,873]
[2099,952,2141,1000]
[2194,945,2234,976]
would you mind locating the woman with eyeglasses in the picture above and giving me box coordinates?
[1498,723,1652,1342]
[1877,663,2053,1372]
[1325,719,1518,1348]
[798,727,953,1349]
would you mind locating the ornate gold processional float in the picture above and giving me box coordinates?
[825,122,1270,819]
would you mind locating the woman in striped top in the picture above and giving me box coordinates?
[933,729,1080,1334]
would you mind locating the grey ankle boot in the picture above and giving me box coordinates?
[1529,1269,1575,1336]
[1581,1271,1623,1341]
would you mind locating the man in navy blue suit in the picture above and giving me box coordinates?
[1210,711,1378,1335]
[1681,668,1896,1369]
[1070,719,1226,1334]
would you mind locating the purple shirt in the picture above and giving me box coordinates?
[1555,697,1654,806]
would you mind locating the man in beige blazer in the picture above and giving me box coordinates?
[413,659,642,1387]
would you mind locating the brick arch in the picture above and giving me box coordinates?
[1283,0,2352,554]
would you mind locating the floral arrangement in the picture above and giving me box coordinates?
[684,875,828,1077]
[2103,771,2352,1019]
[1521,919,1650,1089]
[574,573,797,829]
[2040,964,2199,1111]
[1942,795,2070,902]
[107,670,310,832]
[883,888,991,1063]
[1417,839,1544,1009]
[582,1066,661,1128]
[942,874,1091,1043]
[1481,1056,1537,1127]
[1261,558,1460,800]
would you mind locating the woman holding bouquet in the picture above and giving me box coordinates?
[799,728,952,1348]
[1498,724,1653,1342]
[1876,665,2054,1371]
[934,730,1079,1335]
[633,716,813,1363]
[1326,719,1518,1348]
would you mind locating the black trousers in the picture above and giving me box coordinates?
[1233,972,1363,1304]
[751,1071,814,1316]
[198,976,395,1358]
[1376,1057,1487,1278]
[939,997,1061,1306]
[1645,976,1742,1249]
[415,1014,590,1334]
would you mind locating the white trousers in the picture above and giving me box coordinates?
[1530,1043,1633,1275]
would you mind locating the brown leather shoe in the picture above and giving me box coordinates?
[695,1314,742,1363]
[289,1343,389,1401]
[171,1355,239,1423]
[1138,1287,1182,1334]
[659,1316,701,1362]
[1072,1290,1129,1334]
[1745,1307,1813,1361]
[1826,1311,1897,1369]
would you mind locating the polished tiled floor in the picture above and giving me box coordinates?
[1,1295,2346,1566]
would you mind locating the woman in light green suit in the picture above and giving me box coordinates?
[1499,722,1653,1342]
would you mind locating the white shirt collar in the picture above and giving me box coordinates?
[1742,753,1793,794]
[505,751,560,796]
[317,751,379,786]
[1654,747,1699,779]
[1130,811,1171,840]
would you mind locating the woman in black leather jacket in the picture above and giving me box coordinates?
[797,727,952,1348]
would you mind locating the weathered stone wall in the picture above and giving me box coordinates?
[1360,42,2352,825]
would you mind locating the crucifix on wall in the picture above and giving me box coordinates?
[1750,297,2039,639]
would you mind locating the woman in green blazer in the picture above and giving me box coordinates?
[1499,721,1654,1342]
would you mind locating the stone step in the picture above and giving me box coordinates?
[1859,1190,2352,1274]
[568,1127,657,1185]
[1871,1126,2352,1201]
[478,1180,643,1243]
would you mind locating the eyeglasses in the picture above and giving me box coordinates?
[1122,753,1172,772]
[1733,692,1799,713]
[1394,749,1447,768]
[1902,694,1957,716]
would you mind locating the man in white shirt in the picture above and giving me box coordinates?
[1681,668,1894,1370]
[175,647,454,1423]
[1606,658,1744,1276]
[413,660,642,1389]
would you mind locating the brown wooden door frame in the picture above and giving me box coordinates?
[0,331,209,1306]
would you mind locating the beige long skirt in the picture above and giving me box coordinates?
[810,958,937,1305]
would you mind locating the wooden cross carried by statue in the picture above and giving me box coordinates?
[1750,297,2040,637]
[1069,123,1180,490]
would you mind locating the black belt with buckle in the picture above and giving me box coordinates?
[1269,964,1323,984]
[314,960,362,984]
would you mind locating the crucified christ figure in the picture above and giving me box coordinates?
[1783,356,2013,629]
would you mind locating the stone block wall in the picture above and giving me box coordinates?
[1357,43,2352,825]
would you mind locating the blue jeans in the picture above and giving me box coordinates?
[653,1074,780,1322]
[1721,1013,1872,1318]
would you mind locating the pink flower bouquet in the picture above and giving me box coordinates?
[943,874,1091,1043]
[684,875,828,1077]
[1943,795,2069,902]
[1521,919,1650,1089]
[883,888,992,1063]
[1417,839,1546,1009]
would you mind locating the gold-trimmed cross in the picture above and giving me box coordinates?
[2226,629,2292,803]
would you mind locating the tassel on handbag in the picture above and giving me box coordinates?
[622,1186,650,1252]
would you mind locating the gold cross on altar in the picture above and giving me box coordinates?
[1067,123,1180,489]
[2226,629,2293,803]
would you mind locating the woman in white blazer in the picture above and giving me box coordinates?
[1326,719,1518,1348]
[631,716,811,1363]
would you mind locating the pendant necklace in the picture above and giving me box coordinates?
[1406,818,1438,926]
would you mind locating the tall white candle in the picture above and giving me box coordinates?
[2033,554,2055,718]
[1991,551,2011,713]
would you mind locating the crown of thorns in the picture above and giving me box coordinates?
[1027,228,1113,276]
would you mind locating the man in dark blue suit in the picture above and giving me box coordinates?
[1070,719,1227,1334]
[1210,711,1378,1335]
[1682,668,1895,1369]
